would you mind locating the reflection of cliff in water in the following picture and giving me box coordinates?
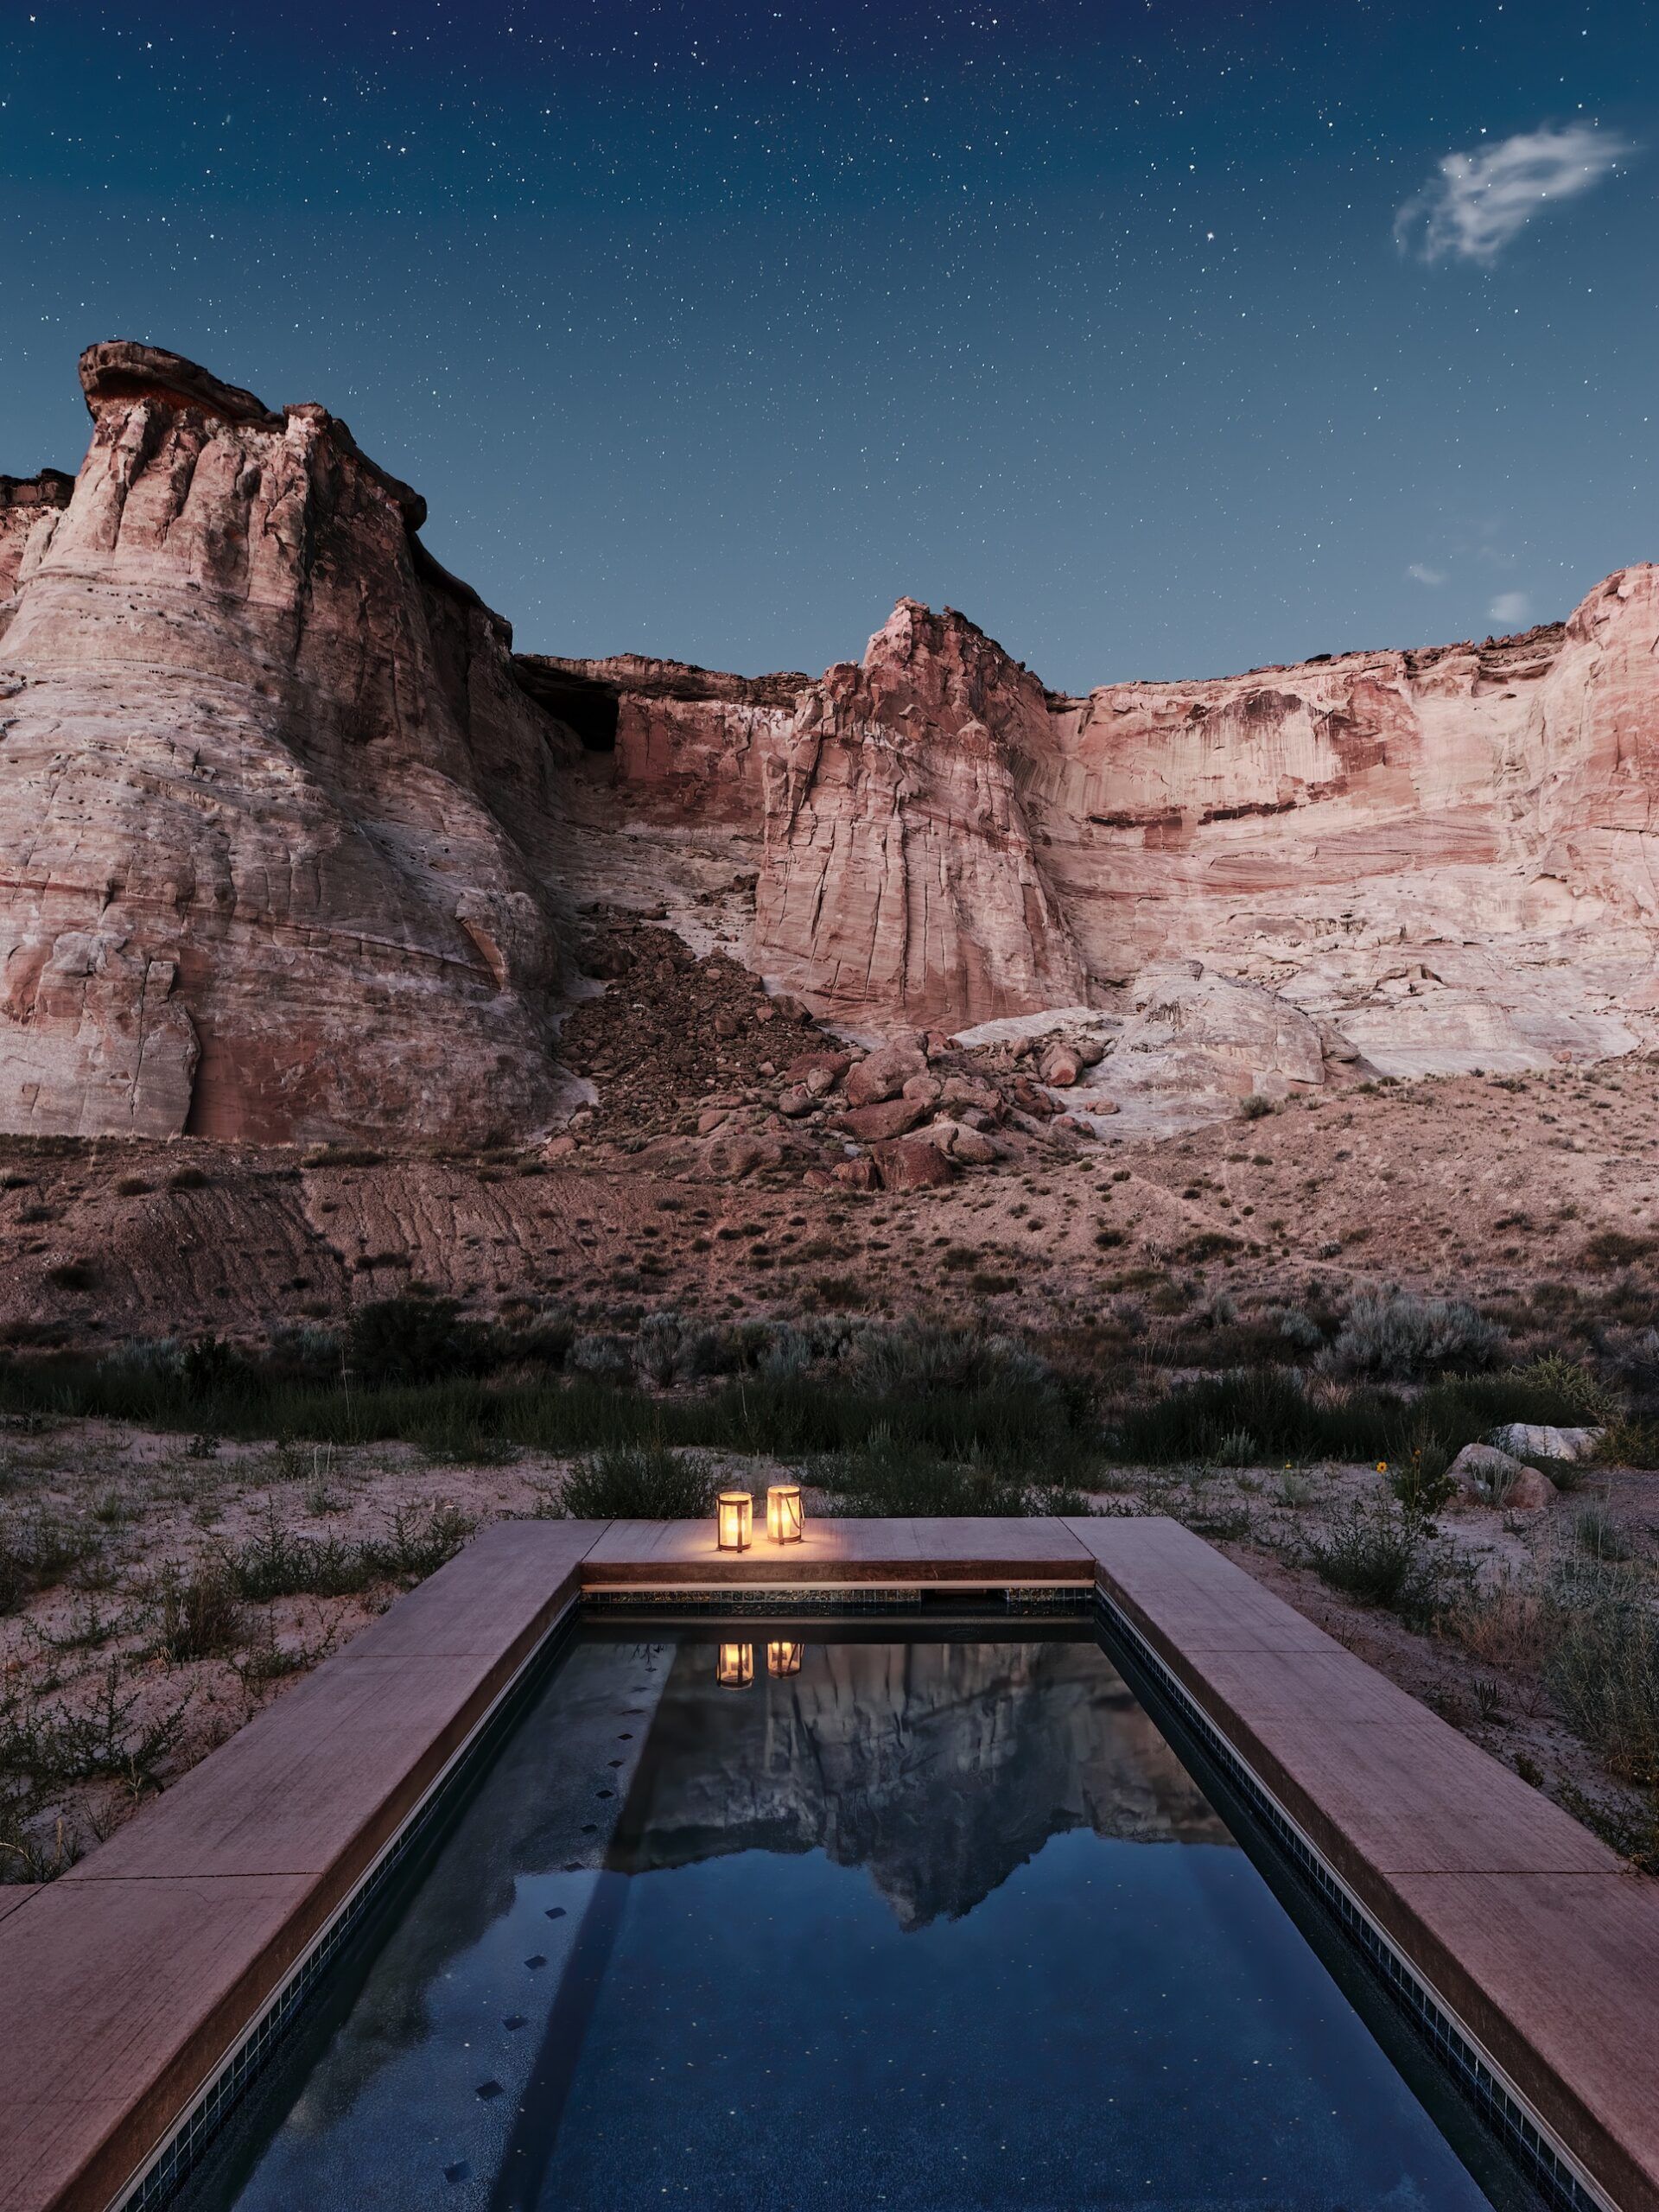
[611,1637,1231,1929]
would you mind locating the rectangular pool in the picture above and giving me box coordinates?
[181,1619,1536,2210]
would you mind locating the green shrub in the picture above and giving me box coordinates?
[824,1430,1086,1519]
[1545,1564,1659,1783]
[1387,1433,1456,1522]
[151,1560,245,1662]
[0,1513,99,1613]
[346,1297,483,1386]
[559,1445,721,1519]
[1323,1287,1507,1381]
[221,1506,373,1602]
[1304,1498,1468,1624]
[369,1502,475,1580]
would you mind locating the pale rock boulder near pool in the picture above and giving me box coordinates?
[3,338,1659,1143]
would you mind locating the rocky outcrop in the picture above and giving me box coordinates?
[6,338,1659,1147]
[0,344,569,1142]
[556,569,1659,1096]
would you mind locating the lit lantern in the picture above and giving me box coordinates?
[766,1640,804,1678]
[766,1482,804,1545]
[715,1491,753,1551]
[716,1642,754,1688]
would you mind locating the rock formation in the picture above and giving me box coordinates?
[5,339,1659,1147]
[543,572,1659,1103]
[0,343,570,1144]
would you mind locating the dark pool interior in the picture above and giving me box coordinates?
[181,1618,1540,2211]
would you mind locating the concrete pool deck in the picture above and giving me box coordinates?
[0,1514,1653,2212]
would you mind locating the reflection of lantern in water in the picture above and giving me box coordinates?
[716,1643,754,1688]
[766,1482,804,1545]
[715,1491,753,1551]
[766,1641,804,1678]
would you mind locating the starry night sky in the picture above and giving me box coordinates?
[3,0,1653,690]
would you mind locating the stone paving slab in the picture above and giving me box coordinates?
[0,1873,319,2212]
[582,1514,1096,1586]
[0,1518,612,2212]
[1067,1515,1659,2212]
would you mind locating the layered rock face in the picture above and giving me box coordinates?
[557,569,1659,1093]
[533,599,1089,1027]
[0,344,568,1143]
[6,337,1659,1147]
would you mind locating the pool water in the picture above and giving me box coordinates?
[185,1624,1533,2211]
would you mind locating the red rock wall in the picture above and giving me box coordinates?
[0,345,568,1144]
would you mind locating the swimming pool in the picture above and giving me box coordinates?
[180,1618,1536,2210]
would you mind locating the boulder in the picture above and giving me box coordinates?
[941,1074,1002,1116]
[829,1098,929,1141]
[785,1049,853,1090]
[831,1156,880,1192]
[1039,1039,1082,1087]
[1489,1423,1603,1463]
[701,1131,785,1180]
[901,1072,944,1106]
[871,1135,958,1189]
[844,1041,929,1107]
[921,1118,1000,1165]
[1449,1444,1557,1510]
[776,1084,817,1118]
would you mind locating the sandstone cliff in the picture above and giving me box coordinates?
[546,571,1659,1090]
[6,339,1659,1148]
[0,344,569,1143]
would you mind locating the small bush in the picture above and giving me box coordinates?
[1510,1353,1619,1425]
[151,1561,245,1662]
[559,1445,721,1518]
[369,1502,475,1581]
[567,1333,634,1387]
[0,1514,100,1613]
[1545,1564,1659,1783]
[1452,1574,1548,1677]
[1238,1095,1274,1121]
[1322,1287,1507,1381]
[45,1260,96,1293]
[1572,1503,1633,1564]
[113,1175,152,1198]
[1387,1434,1455,1522]
[221,1505,373,1602]
[825,1430,1085,1519]
[1304,1498,1468,1624]
[347,1297,485,1386]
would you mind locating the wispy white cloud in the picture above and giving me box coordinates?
[1407,563,1446,587]
[1395,124,1633,264]
[1490,591,1532,626]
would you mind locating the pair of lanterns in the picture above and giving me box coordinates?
[717,1640,804,1688]
[715,1482,803,1551]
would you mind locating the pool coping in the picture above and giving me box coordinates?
[0,1513,1652,2212]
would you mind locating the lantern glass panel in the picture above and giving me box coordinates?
[716,1642,754,1688]
[715,1491,753,1551]
[766,1640,804,1677]
[766,1482,804,1544]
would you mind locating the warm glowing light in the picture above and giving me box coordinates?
[766,1482,804,1544]
[716,1642,754,1688]
[715,1491,753,1551]
[766,1640,804,1678]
